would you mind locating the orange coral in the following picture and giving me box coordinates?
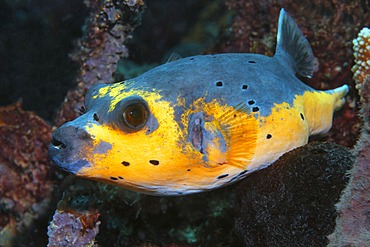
[352,27,370,99]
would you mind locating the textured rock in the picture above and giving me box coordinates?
[47,210,100,247]
[234,142,354,246]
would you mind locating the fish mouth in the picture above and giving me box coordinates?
[50,138,67,150]
[49,124,92,174]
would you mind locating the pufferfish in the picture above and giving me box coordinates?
[49,9,349,195]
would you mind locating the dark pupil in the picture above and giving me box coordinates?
[124,104,147,128]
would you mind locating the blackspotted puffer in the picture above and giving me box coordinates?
[49,9,349,195]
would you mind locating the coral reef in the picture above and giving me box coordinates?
[328,28,370,247]
[47,179,101,247]
[54,0,144,127]
[234,142,354,246]
[0,102,54,246]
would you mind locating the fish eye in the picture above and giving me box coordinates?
[122,102,149,130]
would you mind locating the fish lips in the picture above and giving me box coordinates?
[49,124,92,174]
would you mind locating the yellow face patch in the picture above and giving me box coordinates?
[92,82,162,113]
[78,86,259,194]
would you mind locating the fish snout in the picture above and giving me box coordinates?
[49,125,92,174]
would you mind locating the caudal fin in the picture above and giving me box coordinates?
[304,84,349,135]
[274,9,315,78]
[325,84,349,111]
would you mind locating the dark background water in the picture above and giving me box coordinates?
[0,0,223,122]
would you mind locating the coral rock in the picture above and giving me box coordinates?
[47,210,100,247]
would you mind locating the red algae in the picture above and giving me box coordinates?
[0,102,54,245]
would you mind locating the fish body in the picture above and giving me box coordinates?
[49,9,348,195]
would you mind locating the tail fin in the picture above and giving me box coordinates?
[275,9,315,78]
[304,84,349,135]
[325,84,349,111]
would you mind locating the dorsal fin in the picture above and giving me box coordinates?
[274,8,315,78]
[166,52,182,63]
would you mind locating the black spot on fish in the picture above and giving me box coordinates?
[266,134,272,139]
[300,113,305,120]
[248,60,256,63]
[79,106,86,115]
[149,160,159,166]
[217,174,229,179]
[118,176,124,180]
[216,81,223,87]
[93,113,99,121]
[238,170,248,176]
[252,107,259,112]
[121,161,130,166]
[242,84,248,90]
[187,169,191,172]
[234,114,237,118]
[248,100,255,105]
[110,176,118,181]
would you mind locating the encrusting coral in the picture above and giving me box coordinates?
[54,0,144,127]
[352,27,370,101]
[47,210,100,247]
